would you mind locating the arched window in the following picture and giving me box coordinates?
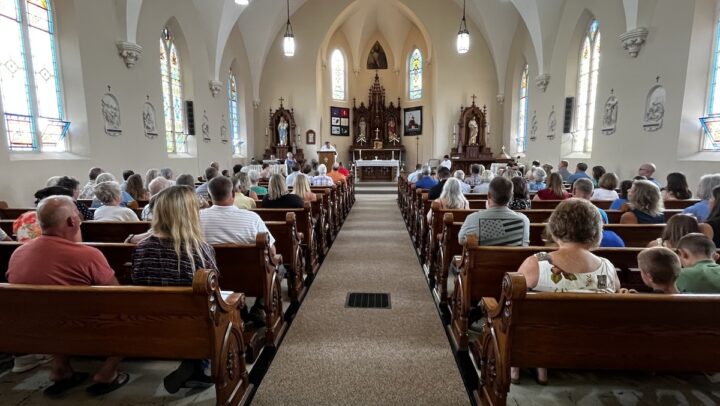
[160,27,186,154]
[517,64,529,153]
[573,19,600,153]
[331,49,345,101]
[0,0,69,152]
[409,48,423,100]
[702,14,720,150]
[228,70,245,157]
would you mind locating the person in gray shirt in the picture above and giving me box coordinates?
[458,176,530,246]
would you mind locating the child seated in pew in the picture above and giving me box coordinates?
[636,247,680,294]
[675,233,720,293]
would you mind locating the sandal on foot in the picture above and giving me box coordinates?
[43,371,90,397]
[86,372,130,396]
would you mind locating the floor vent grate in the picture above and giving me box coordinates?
[345,292,391,309]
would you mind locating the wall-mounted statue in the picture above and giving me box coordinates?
[278,116,289,146]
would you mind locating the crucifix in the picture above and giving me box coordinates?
[471,94,477,105]
[374,128,380,140]
[279,96,285,107]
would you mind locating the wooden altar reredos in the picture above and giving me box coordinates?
[263,98,304,162]
[350,73,405,181]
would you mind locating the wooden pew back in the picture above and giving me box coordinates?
[0,269,251,405]
[474,272,720,406]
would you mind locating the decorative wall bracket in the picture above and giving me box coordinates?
[535,74,550,93]
[496,94,505,104]
[209,80,223,98]
[116,41,143,69]
[619,27,649,58]
[253,99,261,109]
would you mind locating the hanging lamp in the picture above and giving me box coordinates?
[283,0,295,57]
[457,0,470,54]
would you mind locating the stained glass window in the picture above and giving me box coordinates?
[331,49,345,101]
[160,27,186,154]
[701,16,720,150]
[228,70,245,157]
[409,49,422,100]
[573,19,600,154]
[517,64,529,153]
[0,0,68,151]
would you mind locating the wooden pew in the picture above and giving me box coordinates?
[0,220,12,237]
[0,269,252,406]
[78,199,149,208]
[81,221,151,243]
[253,205,318,275]
[264,213,306,303]
[449,239,648,350]
[213,234,286,358]
[472,272,720,406]
[0,208,34,220]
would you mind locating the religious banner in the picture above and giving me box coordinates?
[330,106,350,136]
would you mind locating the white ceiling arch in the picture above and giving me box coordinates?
[118,0,645,98]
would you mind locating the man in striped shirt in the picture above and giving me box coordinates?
[311,164,335,186]
[458,177,530,246]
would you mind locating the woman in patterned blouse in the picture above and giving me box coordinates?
[130,185,217,392]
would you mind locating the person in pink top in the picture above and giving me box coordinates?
[6,195,128,397]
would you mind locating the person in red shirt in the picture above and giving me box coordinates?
[337,161,350,177]
[6,196,128,397]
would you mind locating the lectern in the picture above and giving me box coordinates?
[318,151,336,167]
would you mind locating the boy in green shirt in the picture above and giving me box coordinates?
[637,247,681,294]
[676,233,720,293]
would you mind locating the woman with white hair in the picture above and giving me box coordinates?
[93,181,138,221]
[248,170,268,197]
[427,178,469,223]
[262,174,305,209]
[683,173,720,222]
[527,168,547,192]
[90,173,136,208]
[311,164,335,186]
[472,170,494,194]
[453,170,471,194]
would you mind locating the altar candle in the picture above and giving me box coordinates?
[392,151,394,160]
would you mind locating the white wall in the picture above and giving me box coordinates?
[503,0,719,190]
[0,0,254,206]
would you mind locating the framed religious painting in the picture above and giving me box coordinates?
[404,106,422,136]
[330,106,350,136]
[306,129,316,145]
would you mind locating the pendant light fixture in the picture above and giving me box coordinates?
[456,0,470,54]
[283,0,295,57]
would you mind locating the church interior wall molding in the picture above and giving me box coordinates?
[209,80,223,98]
[116,41,143,69]
[535,74,550,92]
[619,27,649,58]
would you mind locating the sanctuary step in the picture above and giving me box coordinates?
[354,181,397,195]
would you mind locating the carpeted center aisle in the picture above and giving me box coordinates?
[252,194,469,405]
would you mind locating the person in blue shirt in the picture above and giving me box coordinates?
[610,180,634,210]
[415,166,438,190]
[566,162,592,186]
[573,178,609,223]
[600,230,625,247]
[683,173,720,222]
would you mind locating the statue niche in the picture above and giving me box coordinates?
[264,98,304,162]
[454,97,491,160]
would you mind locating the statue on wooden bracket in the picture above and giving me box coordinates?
[278,116,289,146]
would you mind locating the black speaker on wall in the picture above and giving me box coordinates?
[563,97,575,134]
[185,100,195,135]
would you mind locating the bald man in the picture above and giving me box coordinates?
[638,162,660,187]
[6,196,127,396]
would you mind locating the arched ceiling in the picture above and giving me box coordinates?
[120,0,642,101]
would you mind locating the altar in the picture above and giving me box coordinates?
[354,159,400,181]
[349,73,405,181]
